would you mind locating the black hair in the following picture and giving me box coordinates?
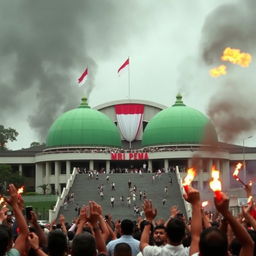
[199,227,228,256]
[71,232,96,256]
[166,218,185,244]
[114,243,132,256]
[0,224,12,256]
[48,230,68,256]
[121,219,134,235]
[154,225,166,233]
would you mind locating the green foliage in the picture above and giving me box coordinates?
[30,142,41,147]
[0,164,24,191]
[37,184,49,195]
[0,125,18,150]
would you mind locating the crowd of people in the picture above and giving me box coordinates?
[0,182,256,256]
[42,145,201,155]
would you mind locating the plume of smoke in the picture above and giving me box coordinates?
[0,0,157,142]
[198,0,256,143]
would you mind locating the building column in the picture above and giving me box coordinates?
[35,163,43,193]
[89,160,94,171]
[164,159,169,172]
[55,161,60,195]
[66,161,71,181]
[222,160,230,191]
[188,159,193,168]
[208,159,213,172]
[106,161,110,173]
[197,159,203,190]
[148,160,152,172]
[215,160,220,170]
[18,164,23,176]
[45,162,50,185]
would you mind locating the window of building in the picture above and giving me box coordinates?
[60,162,66,174]
[50,162,55,175]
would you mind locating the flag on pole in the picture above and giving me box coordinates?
[118,58,129,73]
[77,68,88,86]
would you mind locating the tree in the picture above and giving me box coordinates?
[0,125,19,150]
[0,165,24,192]
[38,184,49,195]
[30,142,41,147]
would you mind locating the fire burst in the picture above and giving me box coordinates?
[202,201,208,208]
[221,47,252,67]
[209,65,227,78]
[183,168,196,192]
[209,166,222,201]
[17,186,24,195]
[233,162,242,179]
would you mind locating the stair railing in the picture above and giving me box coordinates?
[49,167,77,222]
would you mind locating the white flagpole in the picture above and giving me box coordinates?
[128,56,131,101]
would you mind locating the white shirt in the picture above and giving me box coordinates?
[143,244,190,256]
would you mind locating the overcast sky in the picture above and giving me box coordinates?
[1,0,256,150]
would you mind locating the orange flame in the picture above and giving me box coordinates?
[247,196,253,204]
[209,65,227,78]
[202,201,209,208]
[209,167,222,192]
[17,186,24,194]
[233,162,242,178]
[221,47,252,67]
[0,197,4,204]
[183,168,196,186]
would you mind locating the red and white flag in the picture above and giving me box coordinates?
[77,68,88,86]
[115,104,144,142]
[118,58,129,73]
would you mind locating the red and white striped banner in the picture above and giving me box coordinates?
[115,104,144,142]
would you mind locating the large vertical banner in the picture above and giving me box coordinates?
[115,104,144,142]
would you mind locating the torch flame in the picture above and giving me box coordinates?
[209,65,227,78]
[221,47,252,67]
[209,167,222,192]
[202,201,209,208]
[183,168,196,186]
[233,162,242,178]
[0,197,4,204]
[17,186,24,194]
[247,196,253,204]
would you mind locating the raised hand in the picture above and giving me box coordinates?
[183,185,200,205]
[214,192,229,217]
[88,201,101,225]
[143,199,157,221]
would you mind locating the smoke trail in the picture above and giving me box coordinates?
[199,0,256,143]
[0,0,155,140]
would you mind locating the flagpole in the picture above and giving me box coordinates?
[128,56,131,101]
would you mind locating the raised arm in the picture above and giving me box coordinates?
[88,201,107,255]
[5,184,29,255]
[140,199,157,251]
[215,192,254,256]
[183,185,201,256]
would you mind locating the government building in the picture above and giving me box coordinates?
[0,94,255,211]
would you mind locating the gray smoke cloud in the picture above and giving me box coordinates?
[0,0,154,141]
[199,0,256,143]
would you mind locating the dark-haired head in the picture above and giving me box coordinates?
[166,218,185,244]
[199,227,228,256]
[121,219,134,235]
[114,243,131,256]
[71,232,96,256]
[0,224,12,256]
[48,230,68,256]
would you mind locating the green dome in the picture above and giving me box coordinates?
[142,94,218,146]
[46,98,121,148]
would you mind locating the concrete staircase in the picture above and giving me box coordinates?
[58,172,186,223]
